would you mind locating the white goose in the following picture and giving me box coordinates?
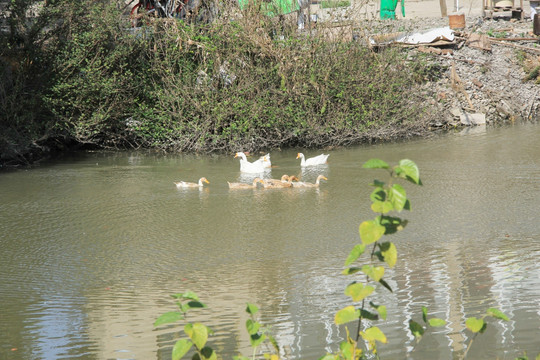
[259,153,272,168]
[296,153,330,167]
[292,175,327,188]
[235,152,267,173]
[174,177,210,188]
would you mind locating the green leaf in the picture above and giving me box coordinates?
[359,219,385,245]
[370,188,386,202]
[249,332,266,347]
[154,311,183,327]
[379,242,397,268]
[335,306,360,325]
[389,184,407,212]
[360,326,387,344]
[342,267,362,275]
[465,317,486,333]
[379,216,408,235]
[428,318,447,327]
[344,244,366,266]
[487,308,509,321]
[340,341,354,359]
[172,339,193,360]
[200,346,217,360]
[404,199,411,211]
[378,278,393,292]
[397,159,421,184]
[422,306,428,323]
[246,319,260,335]
[363,159,389,169]
[371,179,386,187]
[345,283,375,302]
[187,301,206,309]
[172,291,200,301]
[371,201,394,214]
[360,309,379,321]
[361,265,385,282]
[370,302,387,320]
[179,303,191,313]
[409,320,425,339]
[184,323,209,349]
[246,303,259,315]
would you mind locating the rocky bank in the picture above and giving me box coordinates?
[366,14,540,128]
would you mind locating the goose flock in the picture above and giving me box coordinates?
[174,152,329,190]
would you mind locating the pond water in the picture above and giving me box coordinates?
[1,124,540,360]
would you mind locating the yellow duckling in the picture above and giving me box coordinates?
[262,174,294,188]
[228,178,264,189]
[292,175,327,188]
[174,177,210,188]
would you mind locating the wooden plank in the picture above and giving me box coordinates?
[440,0,448,16]
[488,37,539,41]
[491,39,540,53]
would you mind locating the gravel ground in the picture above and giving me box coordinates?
[362,15,540,127]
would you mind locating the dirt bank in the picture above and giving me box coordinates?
[362,14,540,128]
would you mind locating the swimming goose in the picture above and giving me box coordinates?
[174,177,210,188]
[262,174,295,188]
[235,152,267,173]
[292,175,327,188]
[259,153,272,168]
[228,178,264,189]
[296,153,330,167]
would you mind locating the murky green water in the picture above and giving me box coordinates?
[1,124,540,359]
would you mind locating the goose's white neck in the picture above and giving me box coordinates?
[298,153,306,166]
[236,152,247,161]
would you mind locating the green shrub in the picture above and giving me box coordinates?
[1,0,435,164]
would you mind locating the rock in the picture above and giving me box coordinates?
[450,107,462,117]
[460,112,486,125]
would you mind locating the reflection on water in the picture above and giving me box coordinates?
[1,124,540,359]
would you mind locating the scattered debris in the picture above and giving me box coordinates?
[467,33,492,51]
[369,26,455,46]
[451,61,475,110]
[368,15,540,126]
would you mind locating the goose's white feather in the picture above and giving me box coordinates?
[296,153,329,167]
[235,152,267,173]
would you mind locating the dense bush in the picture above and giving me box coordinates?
[1,0,433,165]
[0,0,59,164]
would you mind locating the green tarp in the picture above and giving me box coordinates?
[238,0,299,16]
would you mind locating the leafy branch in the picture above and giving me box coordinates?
[154,291,216,360]
[331,158,421,359]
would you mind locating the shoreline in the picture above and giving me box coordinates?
[1,5,539,169]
